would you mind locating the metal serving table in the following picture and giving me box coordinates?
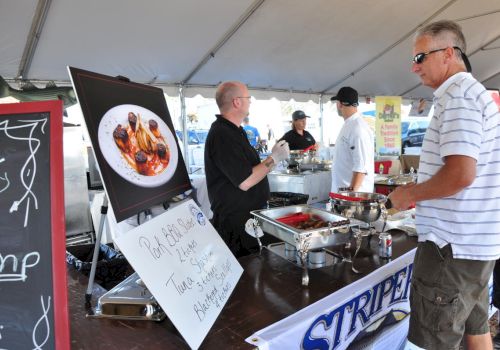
[267,169,331,204]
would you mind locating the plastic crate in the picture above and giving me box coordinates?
[66,243,133,290]
[268,192,309,207]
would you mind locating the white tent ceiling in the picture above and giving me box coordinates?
[1,0,500,102]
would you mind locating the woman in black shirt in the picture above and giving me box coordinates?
[279,110,316,150]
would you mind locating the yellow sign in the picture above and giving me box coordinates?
[375,96,402,156]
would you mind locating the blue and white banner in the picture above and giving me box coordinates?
[246,249,416,350]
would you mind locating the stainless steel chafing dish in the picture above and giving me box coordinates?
[250,205,353,286]
[91,272,165,321]
[251,205,351,248]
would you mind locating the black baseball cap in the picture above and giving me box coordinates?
[292,110,310,120]
[331,86,359,106]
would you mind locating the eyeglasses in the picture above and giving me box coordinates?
[412,46,461,64]
[235,96,252,100]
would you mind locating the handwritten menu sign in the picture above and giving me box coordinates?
[114,199,243,350]
[0,101,69,349]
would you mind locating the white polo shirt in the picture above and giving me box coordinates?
[331,112,374,193]
[417,72,500,260]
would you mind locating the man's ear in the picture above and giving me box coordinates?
[444,46,455,63]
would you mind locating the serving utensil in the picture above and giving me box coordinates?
[301,144,315,153]
[329,192,391,273]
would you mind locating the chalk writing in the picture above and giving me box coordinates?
[0,172,9,193]
[32,295,51,350]
[0,118,47,227]
[0,323,5,350]
[0,251,40,282]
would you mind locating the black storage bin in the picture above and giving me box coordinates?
[66,244,133,290]
[268,192,309,208]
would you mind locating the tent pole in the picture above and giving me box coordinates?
[17,0,52,79]
[179,85,189,172]
[319,94,324,146]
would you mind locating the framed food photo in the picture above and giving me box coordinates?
[68,67,191,222]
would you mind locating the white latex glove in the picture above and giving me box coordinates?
[270,140,290,163]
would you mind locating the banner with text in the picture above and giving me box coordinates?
[247,249,416,350]
[114,199,243,350]
[375,96,402,156]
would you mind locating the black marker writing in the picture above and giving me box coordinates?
[165,272,195,296]
[139,235,171,259]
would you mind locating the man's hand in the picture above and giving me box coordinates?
[270,140,290,163]
[388,183,416,210]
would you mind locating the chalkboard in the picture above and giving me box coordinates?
[0,101,69,349]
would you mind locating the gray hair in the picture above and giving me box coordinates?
[416,20,466,60]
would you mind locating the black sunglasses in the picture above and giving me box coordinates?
[413,46,461,64]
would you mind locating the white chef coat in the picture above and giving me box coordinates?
[331,112,374,193]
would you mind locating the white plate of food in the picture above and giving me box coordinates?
[98,104,178,188]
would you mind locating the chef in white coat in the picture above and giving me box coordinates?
[330,86,374,192]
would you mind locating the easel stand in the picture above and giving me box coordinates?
[85,195,108,306]
[83,194,167,321]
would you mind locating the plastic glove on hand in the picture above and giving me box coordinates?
[270,140,290,163]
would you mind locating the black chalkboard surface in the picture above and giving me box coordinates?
[0,101,69,349]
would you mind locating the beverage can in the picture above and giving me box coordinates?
[378,232,392,259]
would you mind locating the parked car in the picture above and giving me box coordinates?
[401,119,430,153]
[175,129,209,173]
[175,129,208,145]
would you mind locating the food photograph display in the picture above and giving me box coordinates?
[98,104,178,187]
[69,67,191,222]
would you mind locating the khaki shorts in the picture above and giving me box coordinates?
[408,241,494,350]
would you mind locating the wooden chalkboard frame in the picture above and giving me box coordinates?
[0,101,69,349]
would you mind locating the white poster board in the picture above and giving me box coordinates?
[114,199,243,349]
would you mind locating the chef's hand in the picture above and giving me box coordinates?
[270,140,290,163]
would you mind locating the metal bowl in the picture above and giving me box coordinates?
[330,191,387,223]
[288,150,316,165]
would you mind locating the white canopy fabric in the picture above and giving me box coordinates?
[1,0,499,102]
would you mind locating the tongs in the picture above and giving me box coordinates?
[301,144,315,153]
[276,212,311,225]
[329,192,363,202]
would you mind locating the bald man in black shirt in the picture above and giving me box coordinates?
[204,81,289,257]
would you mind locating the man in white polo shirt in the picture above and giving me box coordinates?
[389,20,500,350]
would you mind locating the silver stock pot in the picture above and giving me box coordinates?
[329,191,388,223]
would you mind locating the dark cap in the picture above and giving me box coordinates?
[292,110,310,120]
[330,86,359,106]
